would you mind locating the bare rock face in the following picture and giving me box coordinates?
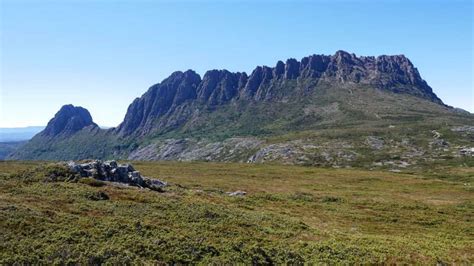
[114,51,443,137]
[284,58,300,79]
[117,70,201,136]
[38,52,442,139]
[197,70,246,105]
[127,137,263,162]
[41,105,98,137]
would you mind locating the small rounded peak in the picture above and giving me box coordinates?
[183,69,198,75]
[56,104,79,114]
[57,104,90,116]
[334,50,357,60]
[163,70,201,84]
[203,69,233,79]
[202,69,221,79]
[60,104,75,109]
[42,104,97,137]
[334,50,350,56]
[183,69,202,82]
[220,69,233,75]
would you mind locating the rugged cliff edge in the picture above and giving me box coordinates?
[115,51,442,136]
[9,51,473,166]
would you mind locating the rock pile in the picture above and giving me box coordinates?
[67,160,167,190]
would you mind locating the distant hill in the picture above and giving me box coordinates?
[9,51,474,168]
[0,127,44,159]
[0,126,45,142]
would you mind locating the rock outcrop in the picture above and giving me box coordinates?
[41,104,98,137]
[67,160,167,190]
[115,51,443,136]
[197,70,247,105]
[117,70,201,136]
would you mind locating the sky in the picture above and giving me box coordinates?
[1,0,473,128]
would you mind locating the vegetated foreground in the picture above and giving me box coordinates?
[0,161,472,264]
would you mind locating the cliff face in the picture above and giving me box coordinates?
[117,71,201,136]
[12,50,466,162]
[115,50,442,136]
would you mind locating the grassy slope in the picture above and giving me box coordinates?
[1,161,472,264]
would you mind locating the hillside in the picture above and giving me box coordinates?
[8,51,474,166]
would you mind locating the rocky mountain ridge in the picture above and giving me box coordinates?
[9,51,473,166]
[116,50,442,136]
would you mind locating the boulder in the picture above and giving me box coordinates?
[66,160,166,190]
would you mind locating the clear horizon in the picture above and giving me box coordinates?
[1,0,473,127]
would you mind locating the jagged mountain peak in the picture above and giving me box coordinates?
[113,51,448,138]
[114,51,444,136]
[40,104,97,137]
[10,51,473,162]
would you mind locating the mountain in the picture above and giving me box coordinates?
[115,50,442,137]
[41,104,98,137]
[8,51,474,168]
[9,105,113,160]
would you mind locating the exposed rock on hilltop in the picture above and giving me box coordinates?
[115,51,443,136]
[117,70,201,136]
[8,104,109,160]
[197,70,247,105]
[8,50,473,164]
[41,104,98,137]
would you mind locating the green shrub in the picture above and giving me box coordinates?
[10,163,77,183]
[43,164,78,182]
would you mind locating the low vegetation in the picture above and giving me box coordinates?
[0,161,472,264]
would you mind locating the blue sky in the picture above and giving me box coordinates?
[1,0,472,127]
